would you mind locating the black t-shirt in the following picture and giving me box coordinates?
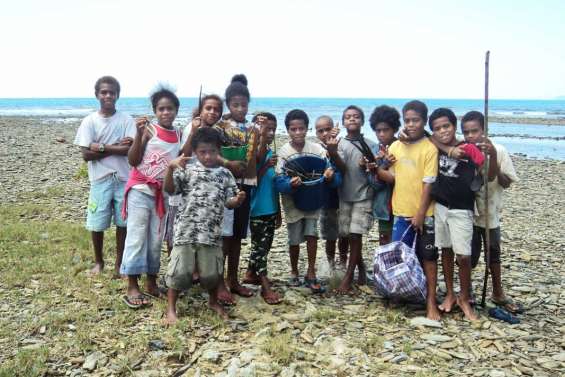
[431,150,478,210]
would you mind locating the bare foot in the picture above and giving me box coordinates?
[457,296,479,321]
[334,278,354,295]
[209,302,229,320]
[217,286,236,306]
[229,283,254,298]
[145,282,162,299]
[88,263,104,276]
[439,293,457,313]
[163,309,178,326]
[426,302,442,321]
[261,288,281,305]
[242,270,261,285]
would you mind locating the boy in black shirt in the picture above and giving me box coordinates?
[429,108,483,321]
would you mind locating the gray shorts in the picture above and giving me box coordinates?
[320,208,339,241]
[338,199,374,236]
[287,218,318,246]
[165,244,223,291]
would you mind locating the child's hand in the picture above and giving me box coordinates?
[256,115,267,127]
[449,146,466,159]
[135,117,150,132]
[477,138,496,156]
[191,117,202,132]
[385,153,396,166]
[290,176,302,188]
[398,128,409,144]
[169,153,190,170]
[119,137,133,146]
[235,190,247,205]
[411,213,425,234]
[326,136,339,156]
[330,122,340,138]
[323,167,334,182]
[267,155,278,168]
[358,157,367,169]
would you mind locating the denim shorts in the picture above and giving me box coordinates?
[120,189,168,276]
[86,174,126,231]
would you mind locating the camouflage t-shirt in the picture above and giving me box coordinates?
[173,162,238,246]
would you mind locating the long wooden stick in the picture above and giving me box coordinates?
[481,50,491,308]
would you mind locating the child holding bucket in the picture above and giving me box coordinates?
[275,109,336,294]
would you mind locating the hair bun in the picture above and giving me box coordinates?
[231,74,248,86]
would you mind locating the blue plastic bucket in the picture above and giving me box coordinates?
[283,153,328,212]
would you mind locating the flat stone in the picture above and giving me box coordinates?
[410,317,442,328]
[83,351,107,371]
[421,334,451,342]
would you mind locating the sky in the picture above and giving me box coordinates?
[1,0,564,99]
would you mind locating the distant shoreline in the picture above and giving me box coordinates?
[1,114,565,126]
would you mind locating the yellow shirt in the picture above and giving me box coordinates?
[389,137,438,217]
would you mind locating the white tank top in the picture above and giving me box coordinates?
[133,124,182,196]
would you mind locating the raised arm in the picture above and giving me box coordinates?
[128,117,151,167]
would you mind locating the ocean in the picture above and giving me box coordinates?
[1,97,564,160]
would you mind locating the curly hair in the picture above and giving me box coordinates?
[369,105,401,131]
[225,74,250,105]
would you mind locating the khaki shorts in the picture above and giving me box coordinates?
[338,199,374,236]
[434,203,473,256]
[287,218,318,246]
[165,244,223,290]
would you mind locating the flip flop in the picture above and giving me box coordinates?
[304,277,326,294]
[488,307,520,324]
[122,294,149,309]
[287,276,301,287]
[144,291,163,300]
[491,297,525,314]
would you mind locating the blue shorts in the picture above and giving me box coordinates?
[86,174,126,231]
[392,216,438,262]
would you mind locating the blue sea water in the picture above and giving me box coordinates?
[1,97,564,160]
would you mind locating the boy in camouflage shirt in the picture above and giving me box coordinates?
[163,128,246,324]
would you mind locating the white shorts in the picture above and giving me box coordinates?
[434,203,473,256]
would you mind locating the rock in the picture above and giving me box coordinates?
[134,371,160,377]
[489,370,506,377]
[552,352,565,362]
[383,341,394,350]
[83,351,107,371]
[421,334,451,342]
[410,317,442,328]
[148,340,165,350]
[391,353,408,363]
[201,349,220,362]
[226,358,240,377]
[276,321,291,332]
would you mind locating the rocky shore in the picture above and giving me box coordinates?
[0,117,563,376]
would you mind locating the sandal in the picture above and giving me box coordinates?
[304,277,326,294]
[491,297,525,314]
[488,307,520,324]
[287,276,301,287]
[122,294,150,309]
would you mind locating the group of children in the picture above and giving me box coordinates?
[75,75,520,324]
